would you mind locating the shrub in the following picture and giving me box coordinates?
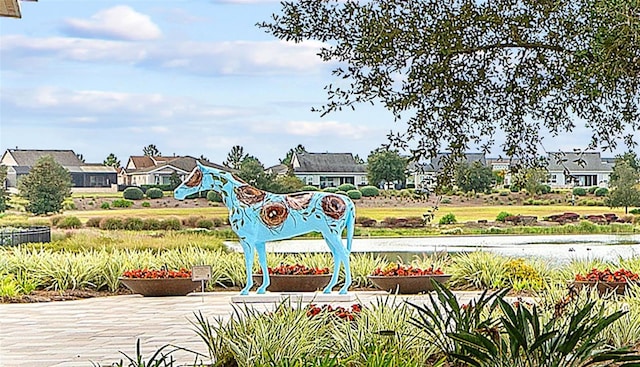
[212,217,225,227]
[496,211,513,222]
[439,213,457,225]
[57,216,82,229]
[100,202,110,209]
[111,199,133,208]
[301,185,319,191]
[161,217,182,230]
[142,218,162,230]
[499,190,510,196]
[85,217,102,228]
[588,186,598,194]
[140,184,172,191]
[196,219,214,229]
[141,201,151,208]
[50,215,64,227]
[183,215,203,228]
[123,187,144,200]
[337,183,357,192]
[440,197,452,204]
[146,188,163,199]
[63,201,76,210]
[359,186,380,197]
[123,217,144,231]
[594,187,608,197]
[207,191,222,202]
[510,185,520,192]
[335,190,348,196]
[99,217,124,230]
[539,184,551,194]
[346,189,362,199]
[323,187,338,193]
[630,208,640,215]
[572,187,587,196]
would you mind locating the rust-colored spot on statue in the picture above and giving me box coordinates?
[184,169,202,187]
[261,202,288,227]
[235,186,266,205]
[285,192,314,210]
[321,195,346,220]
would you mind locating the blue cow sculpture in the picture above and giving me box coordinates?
[174,163,355,295]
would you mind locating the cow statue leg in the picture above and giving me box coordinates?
[255,242,270,294]
[239,239,255,295]
[324,233,352,294]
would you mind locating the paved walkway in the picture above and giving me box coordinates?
[0,291,484,367]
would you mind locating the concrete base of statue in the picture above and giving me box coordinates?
[230,291,357,304]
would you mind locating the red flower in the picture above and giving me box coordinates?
[257,263,330,275]
[574,268,639,283]
[122,268,192,279]
[371,263,445,277]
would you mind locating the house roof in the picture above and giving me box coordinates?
[126,155,228,175]
[546,152,613,173]
[266,164,289,175]
[4,149,84,167]
[293,152,366,173]
[412,152,487,173]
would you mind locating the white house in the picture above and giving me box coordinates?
[545,152,613,188]
[291,152,368,188]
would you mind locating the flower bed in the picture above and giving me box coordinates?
[368,263,451,294]
[573,268,640,296]
[119,268,198,296]
[253,264,332,292]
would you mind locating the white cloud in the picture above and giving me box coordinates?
[254,120,373,139]
[62,6,162,41]
[1,35,328,75]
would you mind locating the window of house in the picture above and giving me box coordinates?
[319,176,333,188]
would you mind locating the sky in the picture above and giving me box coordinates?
[1,1,637,168]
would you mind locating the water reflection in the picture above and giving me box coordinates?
[226,234,640,264]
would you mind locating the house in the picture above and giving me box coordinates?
[0,149,117,193]
[407,152,487,190]
[291,152,367,188]
[545,152,613,188]
[120,155,227,187]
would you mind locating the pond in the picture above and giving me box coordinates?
[226,234,640,264]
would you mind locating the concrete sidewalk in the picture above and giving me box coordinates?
[0,291,483,367]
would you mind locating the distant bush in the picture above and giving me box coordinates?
[337,183,357,192]
[100,202,110,209]
[213,217,225,227]
[346,190,362,200]
[496,211,513,222]
[123,217,144,231]
[440,197,452,204]
[86,217,102,228]
[57,216,82,229]
[161,218,182,230]
[123,187,144,200]
[140,184,172,191]
[301,185,319,191]
[100,217,124,230]
[142,218,162,230]
[206,191,222,202]
[183,215,203,228]
[195,219,214,229]
[572,187,587,196]
[146,188,163,199]
[335,190,348,196]
[439,213,457,225]
[510,185,520,192]
[588,186,598,194]
[360,186,380,197]
[440,227,463,235]
[112,199,133,208]
[141,201,151,208]
[50,215,64,227]
[499,190,510,196]
[594,187,608,197]
[539,184,551,194]
[630,208,640,215]
[323,187,338,193]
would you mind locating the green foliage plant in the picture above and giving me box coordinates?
[142,218,162,230]
[594,187,609,197]
[496,211,513,222]
[123,187,144,200]
[100,217,124,230]
[346,189,362,199]
[18,155,72,214]
[100,202,110,209]
[449,252,508,289]
[573,187,587,196]
[337,183,357,192]
[141,201,151,208]
[360,186,380,197]
[161,218,182,230]
[439,213,457,225]
[112,199,133,208]
[85,217,102,228]
[57,216,82,229]
[323,187,338,193]
[146,188,163,199]
[206,190,222,202]
[301,185,319,191]
[123,217,144,231]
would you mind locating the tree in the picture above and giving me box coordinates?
[455,161,493,193]
[520,167,549,197]
[169,171,182,190]
[237,156,274,190]
[103,153,121,168]
[366,149,407,189]
[0,165,8,212]
[606,161,640,214]
[610,152,640,182]
[260,1,639,170]
[18,156,72,215]
[143,144,161,157]
[270,175,305,194]
[224,145,247,170]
